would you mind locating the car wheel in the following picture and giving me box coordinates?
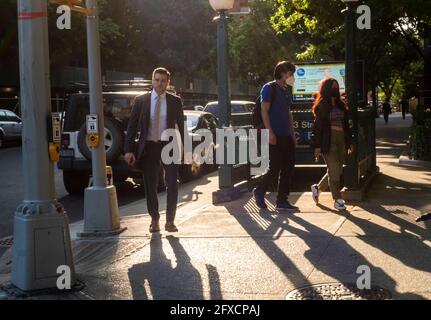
[77,117,125,164]
[63,170,90,195]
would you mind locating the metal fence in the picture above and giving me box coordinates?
[357,107,377,182]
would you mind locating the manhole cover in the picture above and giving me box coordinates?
[0,237,13,248]
[286,283,392,300]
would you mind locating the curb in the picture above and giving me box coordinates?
[399,148,431,168]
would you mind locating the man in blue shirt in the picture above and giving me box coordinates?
[254,61,299,211]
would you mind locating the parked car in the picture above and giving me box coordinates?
[0,109,22,148]
[184,105,204,111]
[59,82,217,195]
[203,100,255,127]
[180,110,219,181]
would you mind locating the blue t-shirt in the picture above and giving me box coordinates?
[261,81,293,136]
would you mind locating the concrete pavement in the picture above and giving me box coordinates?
[1,113,430,300]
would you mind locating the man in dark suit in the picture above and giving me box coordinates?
[124,67,185,233]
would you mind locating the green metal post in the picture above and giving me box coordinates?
[344,3,360,189]
[216,10,233,190]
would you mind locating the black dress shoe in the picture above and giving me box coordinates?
[165,222,178,233]
[149,220,160,233]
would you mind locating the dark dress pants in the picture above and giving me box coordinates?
[141,141,179,223]
[256,136,295,201]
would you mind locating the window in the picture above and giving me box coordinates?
[0,111,7,122]
[5,111,21,123]
[204,104,221,119]
[232,104,246,113]
[185,114,200,130]
[103,96,132,122]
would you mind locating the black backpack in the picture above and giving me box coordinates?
[252,82,277,128]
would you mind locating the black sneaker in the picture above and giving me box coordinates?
[253,188,267,209]
[276,200,299,211]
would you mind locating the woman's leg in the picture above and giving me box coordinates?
[323,132,344,200]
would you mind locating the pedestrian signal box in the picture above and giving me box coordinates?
[86,114,100,148]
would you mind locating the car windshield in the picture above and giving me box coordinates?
[204,103,252,116]
[204,104,219,115]
[185,114,200,130]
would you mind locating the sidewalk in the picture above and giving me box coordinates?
[1,114,430,300]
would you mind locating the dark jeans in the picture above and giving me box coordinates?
[256,136,295,201]
[141,141,179,223]
[384,112,389,124]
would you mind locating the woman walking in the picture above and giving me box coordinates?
[310,78,353,211]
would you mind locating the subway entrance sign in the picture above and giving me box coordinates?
[293,63,346,101]
[290,61,365,165]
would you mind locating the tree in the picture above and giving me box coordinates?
[132,0,215,79]
[0,0,19,85]
[270,0,430,105]
[229,0,300,86]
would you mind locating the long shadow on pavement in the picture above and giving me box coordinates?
[128,235,221,300]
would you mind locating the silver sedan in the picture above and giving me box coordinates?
[0,109,22,148]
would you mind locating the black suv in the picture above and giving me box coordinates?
[59,81,189,195]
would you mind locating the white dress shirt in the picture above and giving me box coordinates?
[147,89,168,141]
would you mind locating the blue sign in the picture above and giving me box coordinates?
[297,68,306,77]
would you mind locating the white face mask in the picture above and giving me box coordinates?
[286,76,295,87]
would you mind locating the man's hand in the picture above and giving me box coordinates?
[125,153,136,166]
[314,148,322,159]
[269,131,277,146]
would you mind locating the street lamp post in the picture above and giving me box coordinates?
[210,0,234,128]
[342,0,360,190]
[209,0,236,198]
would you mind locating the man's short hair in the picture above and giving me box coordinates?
[152,67,171,80]
[274,61,296,80]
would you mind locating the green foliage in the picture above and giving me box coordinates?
[410,109,431,161]
[271,0,431,102]
[0,0,217,81]
[229,0,298,85]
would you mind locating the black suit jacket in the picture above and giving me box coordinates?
[124,92,185,163]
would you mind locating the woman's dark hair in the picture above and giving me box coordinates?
[274,61,296,80]
[312,77,347,117]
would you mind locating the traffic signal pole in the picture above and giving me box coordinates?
[12,0,75,291]
[79,0,125,237]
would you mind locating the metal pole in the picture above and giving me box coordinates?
[80,0,124,237]
[344,3,360,189]
[86,0,107,188]
[216,10,233,190]
[12,0,75,291]
[217,10,231,128]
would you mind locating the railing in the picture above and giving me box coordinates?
[357,107,377,182]
[218,125,254,189]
